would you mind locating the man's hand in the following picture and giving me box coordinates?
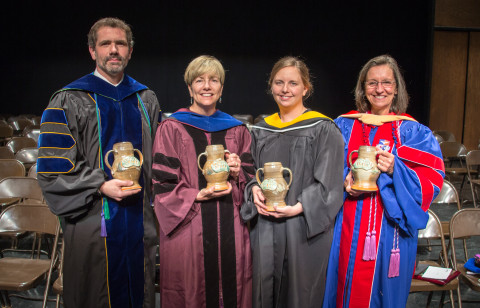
[99,179,141,201]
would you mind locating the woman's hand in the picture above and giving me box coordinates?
[269,202,303,218]
[225,152,241,180]
[344,171,364,197]
[195,183,233,201]
[376,148,395,174]
[252,185,271,216]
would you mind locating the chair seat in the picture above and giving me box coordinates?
[53,275,63,294]
[410,261,459,292]
[0,197,21,207]
[471,178,480,186]
[445,167,468,175]
[457,263,480,291]
[0,257,51,291]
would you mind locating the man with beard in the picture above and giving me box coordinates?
[37,17,160,308]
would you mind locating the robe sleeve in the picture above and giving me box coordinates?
[228,125,254,208]
[240,129,261,222]
[37,91,107,220]
[138,89,160,201]
[152,120,200,236]
[377,121,445,236]
[297,121,345,238]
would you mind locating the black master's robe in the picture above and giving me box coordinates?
[241,111,344,308]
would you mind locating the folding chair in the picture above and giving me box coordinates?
[8,118,34,136]
[0,147,14,159]
[0,203,60,308]
[233,114,254,124]
[410,209,461,307]
[5,137,37,154]
[0,160,27,209]
[450,208,480,305]
[434,133,445,144]
[22,125,40,144]
[28,162,37,179]
[43,238,63,308]
[439,141,472,194]
[0,176,46,253]
[254,114,269,124]
[434,130,456,142]
[465,150,480,208]
[428,180,467,254]
[14,147,38,172]
[0,124,13,146]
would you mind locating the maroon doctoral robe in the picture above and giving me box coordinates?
[152,109,253,308]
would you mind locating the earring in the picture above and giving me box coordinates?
[190,97,193,105]
[219,97,222,104]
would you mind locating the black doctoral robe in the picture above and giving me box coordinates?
[37,73,160,308]
[241,111,344,308]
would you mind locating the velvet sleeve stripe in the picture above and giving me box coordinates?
[41,108,68,125]
[240,152,253,164]
[37,156,75,173]
[153,153,181,169]
[242,165,255,175]
[38,132,76,149]
[153,182,177,195]
[152,169,178,183]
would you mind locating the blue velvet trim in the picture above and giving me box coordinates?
[37,157,74,173]
[38,132,75,149]
[170,109,242,132]
[41,108,68,125]
[63,73,147,101]
[94,90,145,305]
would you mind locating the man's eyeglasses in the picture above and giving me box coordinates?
[365,80,396,89]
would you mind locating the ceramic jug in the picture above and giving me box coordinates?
[197,144,231,191]
[256,162,293,211]
[105,142,143,190]
[348,145,380,191]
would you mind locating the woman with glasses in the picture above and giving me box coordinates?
[323,55,445,308]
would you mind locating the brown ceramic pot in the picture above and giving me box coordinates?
[256,162,293,211]
[348,145,380,192]
[105,142,143,190]
[197,144,231,191]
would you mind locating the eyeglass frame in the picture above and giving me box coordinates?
[364,80,396,89]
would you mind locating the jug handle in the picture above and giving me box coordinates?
[348,150,359,169]
[255,168,264,186]
[134,149,144,166]
[104,150,114,171]
[197,152,207,171]
[282,167,293,187]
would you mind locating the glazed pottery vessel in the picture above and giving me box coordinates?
[348,145,380,191]
[197,144,231,191]
[256,162,293,211]
[105,142,143,190]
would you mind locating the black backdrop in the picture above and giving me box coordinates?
[1,1,434,124]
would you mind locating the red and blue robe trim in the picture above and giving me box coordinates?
[323,111,444,308]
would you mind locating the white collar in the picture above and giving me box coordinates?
[93,69,124,87]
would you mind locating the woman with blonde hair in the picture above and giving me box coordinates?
[153,55,253,308]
